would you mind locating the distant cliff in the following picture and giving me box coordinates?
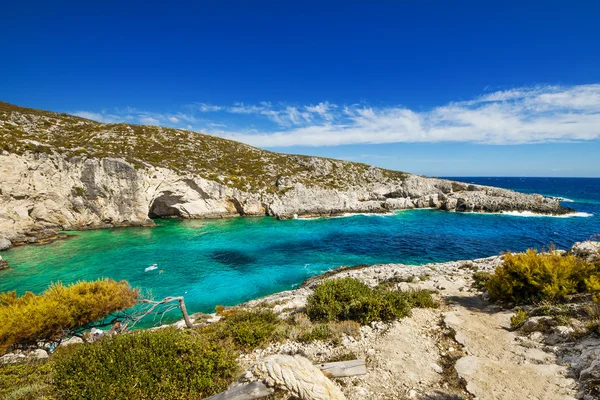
[0,101,571,249]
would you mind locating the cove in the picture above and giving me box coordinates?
[1,177,599,324]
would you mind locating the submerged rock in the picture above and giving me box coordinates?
[0,255,8,270]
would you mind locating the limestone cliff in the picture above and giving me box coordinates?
[0,101,571,249]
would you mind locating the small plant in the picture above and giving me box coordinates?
[72,186,85,197]
[510,309,528,330]
[472,271,491,291]
[299,324,331,343]
[0,361,53,400]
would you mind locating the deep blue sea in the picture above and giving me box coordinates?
[1,177,599,323]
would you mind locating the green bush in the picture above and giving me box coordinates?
[0,279,138,353]
[0,361,53,400]
[299,324,332,343]
[472,271,492,291]
[306,277,437,325]
[52,328,238,400]
[201,309,279,350]
[486,249,596,304]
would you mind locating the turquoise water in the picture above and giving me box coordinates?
[1,178,599,324]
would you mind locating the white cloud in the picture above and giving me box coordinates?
[73,111,123,123]
[217,84,600,147]
[139,116,159,125]
[196,103,222,112]
[73,84,600,147]
[305,101,336,120]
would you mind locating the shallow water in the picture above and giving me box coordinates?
[1,177,599,323]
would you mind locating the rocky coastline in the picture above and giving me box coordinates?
[0,102,573,250]
[0,151,572,251]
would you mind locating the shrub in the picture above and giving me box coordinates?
[52,328,238,400]
[306,277,437,325]
[472,271,492,291]
[0,361,53,400]
[585,274,600,303]
[299,324,331,343]
[510,309,528,330]
[486,250,596,304]
[0,279,138,353]
[405,289,439,309]
[201,309,279,350]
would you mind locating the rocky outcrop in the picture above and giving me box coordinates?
[0,150,572,248]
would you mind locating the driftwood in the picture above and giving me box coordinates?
[205,359,366,400]
[132,296,193,329]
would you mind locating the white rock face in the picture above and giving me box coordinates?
[570,241,600,262]
[0,152,569,248]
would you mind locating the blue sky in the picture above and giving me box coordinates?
[1,1,600,176]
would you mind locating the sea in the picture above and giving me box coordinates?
[1,177,599,323]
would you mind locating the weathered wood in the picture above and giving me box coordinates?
[204,381,274,400]
[203,359,367,399]
[318,359,367,378]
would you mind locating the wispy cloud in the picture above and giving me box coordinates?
[73,111,124,123]
[220,84,600,146]
[73,84,600,147]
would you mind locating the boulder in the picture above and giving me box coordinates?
[570,241,600,262]
[0,352,27,364]
[521,316,557,333]
[0,237,11,251]
[29,348,49,360]
[0,256,8,270]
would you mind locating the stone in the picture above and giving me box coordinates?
[521,316,557,333]
[60,336,84,346]
[0,237,11,251]
[545,326,575,345]
[0,352,27,364]
[29,348,49,360]
[580,359,600,381]
[570,241,600,262]
[0,256,8,270]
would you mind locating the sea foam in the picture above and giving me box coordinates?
[501,211,592,218]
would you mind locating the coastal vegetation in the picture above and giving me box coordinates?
[0,279,138,353]
[52,328,238,400]
[0,276,439,399]
[484,249,600,305]
[306,277,438,324]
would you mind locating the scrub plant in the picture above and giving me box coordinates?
[0,279,138,353]
[486,249,597,304]
[306,277,438,325]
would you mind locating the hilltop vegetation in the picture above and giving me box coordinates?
[0,101,407,193]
